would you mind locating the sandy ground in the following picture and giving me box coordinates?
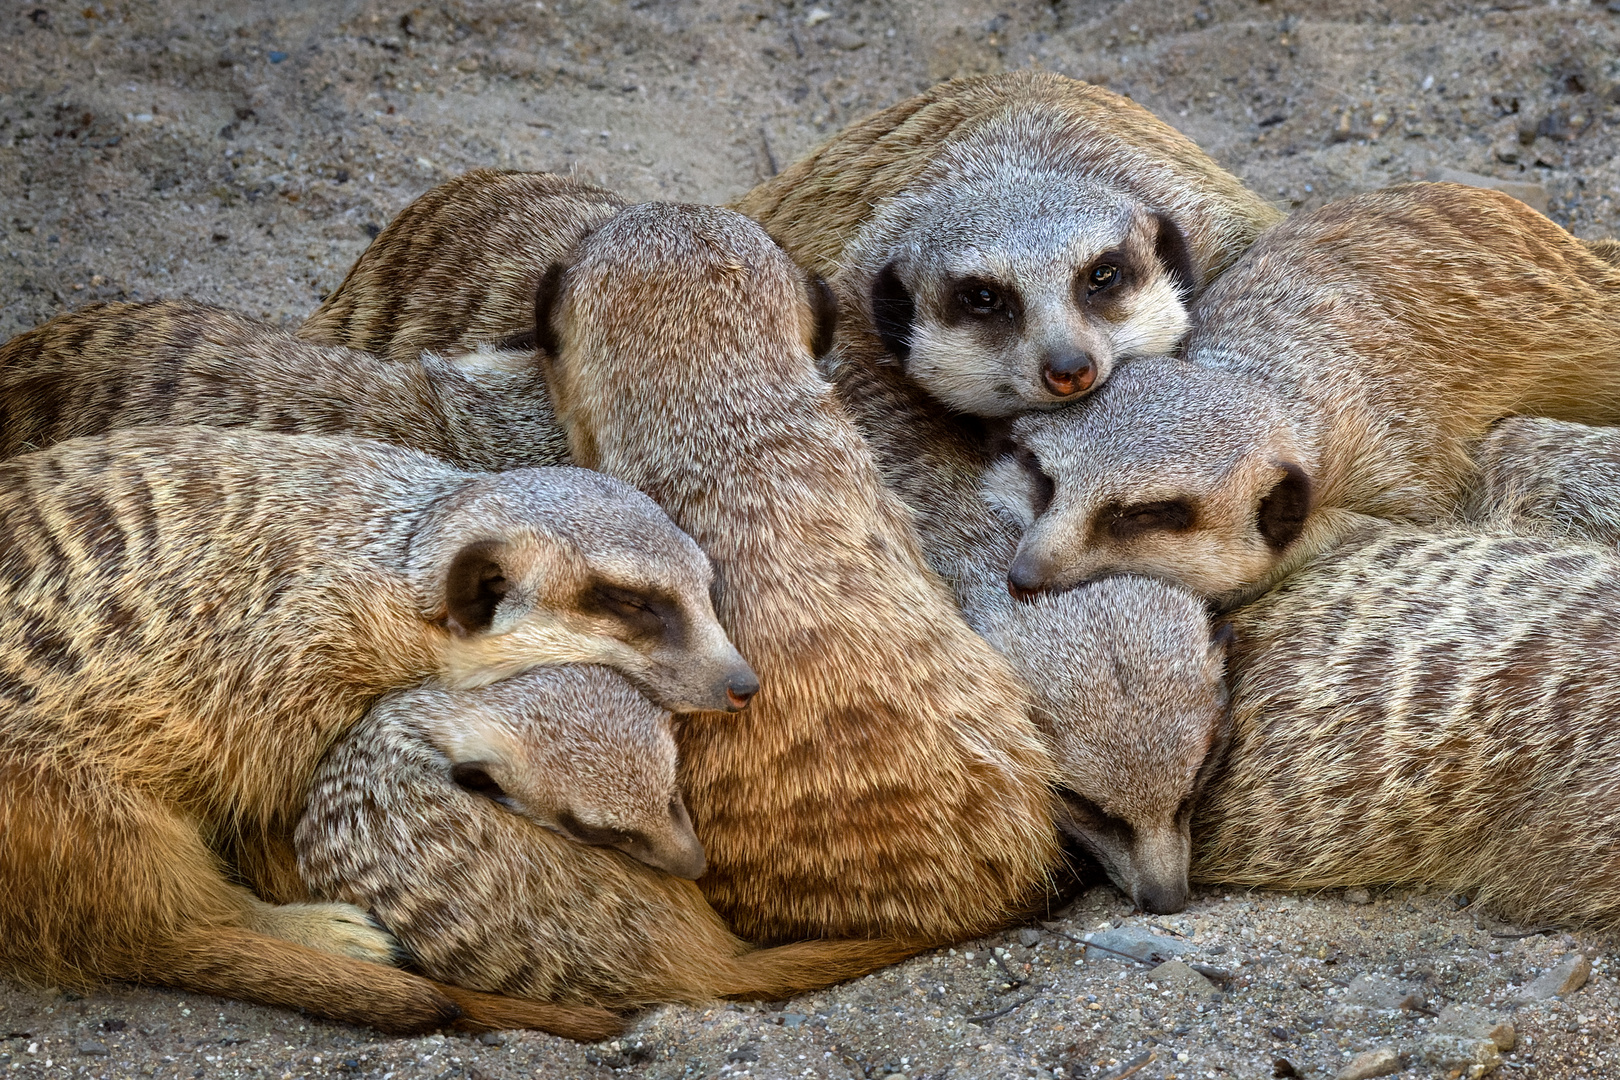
[4,1,1620,1077]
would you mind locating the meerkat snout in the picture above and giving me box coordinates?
[408,665,707,879]
[848,167,1195,418]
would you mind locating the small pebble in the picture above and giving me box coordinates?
[477,1031,505,1046]
[1334,1046,1400,1080]
[76,1041,109,1057]
[1344,888,1371,905]
[1516,951,1591,1001]
[1018,928,1042,947]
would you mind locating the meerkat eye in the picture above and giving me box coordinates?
[589,584,666,639]
[1101,499,1196,540]
[1087,264,1120,292]
[958,284,1006,317]
[1016,448,1057,518]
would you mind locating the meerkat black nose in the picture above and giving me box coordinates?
[1006,550,1053,603]
[1042,353,1098,399]
[723,669,760,710]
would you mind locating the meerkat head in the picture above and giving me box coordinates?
[984,361,1314,606]
[986,577,1229,914]
[845,156,1196,418]
[532,201,839,473]
[411,465,759,714]
[386,667,706,879]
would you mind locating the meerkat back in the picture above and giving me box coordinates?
[0,299,567,465]
[301,169,624,361]
[1470,415,1620,545]
[541,201,1061,944]
[1194,525,1620,930]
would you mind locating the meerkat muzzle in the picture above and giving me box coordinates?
[723,670,760,710]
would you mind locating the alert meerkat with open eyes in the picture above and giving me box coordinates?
[735,71,1281,417]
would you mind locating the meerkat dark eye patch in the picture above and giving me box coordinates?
[1257,461,1312,550]
[588,582,671,641]
[443,540,512,636]
[532,262,566,357]
[871,263,914,361]
[555,810,633,849]
[1151,212,1198,298]
[1055,789,1136,847]
[1100,498,1196,540]
[954,276,1016,320]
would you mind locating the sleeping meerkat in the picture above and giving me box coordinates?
[1468,415,1620,545]
[298,665,926,1007]
[315,667,707,881]
[993,183,1620,607]
[735,71,1281,416]
[0,427,757,1037]
[0,300,568,465]
[1194,524,1620,931]
[538,201,1060,944]
[301,169,624,362]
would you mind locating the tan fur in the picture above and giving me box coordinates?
[0,427,747,1035]
[1000,183,1620,607]
[1195,525,1620,931]
[301,169,623,361]
[1584,236,1620,267]
[0,300,566,466]
[734,72,1280,417]
[541,202,1061,944]
[1469,415,1620,545]
[298,666,927,1006]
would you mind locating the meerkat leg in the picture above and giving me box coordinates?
[239,893,404,967]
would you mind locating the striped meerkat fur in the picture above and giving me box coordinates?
[301,169,623,361]
[0,426,749,1036]
[1469,415,1620,546]
[1193,525,1620,929]
[0,299,566,465]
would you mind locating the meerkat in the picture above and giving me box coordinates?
[1191,524,1620,930]
[301,169,624,362]
[959,569,1229,916]
[994,183,1620,607]
[734,71,1281,417]
[1468,415,1620,545]
[0,300,568,466]
[539,201,1061,944]
[299,665,927,1006]
[317,667,708,880]
[0,426,754,1036]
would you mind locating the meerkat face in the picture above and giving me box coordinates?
[983,362,1313,606]
[1019,577,1230,915]
[855,173,1195,418]
[404,668,707,879]
[416,466,759,714]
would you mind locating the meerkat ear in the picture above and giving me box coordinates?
[443,540,515,637]
[533,262,566,358]
[808,275,839,359]
[871,262,914,363]
[1151,213,1199,298]
[1256,461,1313,550]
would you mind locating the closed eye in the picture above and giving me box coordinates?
[588,583,667,640]
[1017,448,1057,518]
[1100,499,1196,540]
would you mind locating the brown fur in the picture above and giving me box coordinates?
[1000,183,1620,607]
[0,300,566,466]
[1469,415,1620,545]
[1195,525,1620,931]
[301,169,623,361]
[540,202,1061,944]
[298,666,926,1006]
[0,426,747,1035]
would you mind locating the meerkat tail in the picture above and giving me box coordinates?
[436,985,626,1040]
[710,938,936,1001]
[147,927,463,1035]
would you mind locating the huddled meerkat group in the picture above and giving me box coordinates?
[4,70,1620,1037]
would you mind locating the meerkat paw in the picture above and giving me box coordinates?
[246,899,406,967]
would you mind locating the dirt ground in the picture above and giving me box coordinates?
[4,1,1620,1078]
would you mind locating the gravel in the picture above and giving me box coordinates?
[5,2,1620,1078]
